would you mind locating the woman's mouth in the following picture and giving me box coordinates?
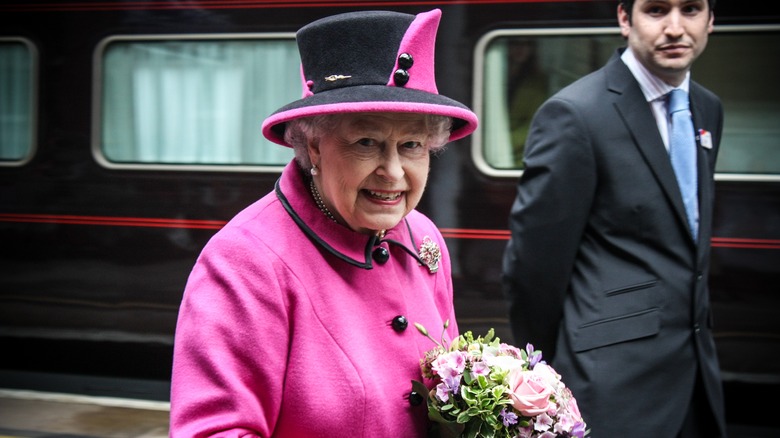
[366,190,402,201]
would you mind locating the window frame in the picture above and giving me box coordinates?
[471,25,780,182]
[0,36,38,167]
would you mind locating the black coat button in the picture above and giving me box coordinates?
[398,53,414,69]
[394,69,409,86]
[392,315,408,332]
[408,391,423,406]
[372,246,389,264]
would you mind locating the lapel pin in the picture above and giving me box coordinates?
[698,129,713,149]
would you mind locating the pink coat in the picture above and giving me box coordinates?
[170,161,459,437]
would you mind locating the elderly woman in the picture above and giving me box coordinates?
[169,8,477,437]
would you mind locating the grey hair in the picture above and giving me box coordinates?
[283,113,453,171]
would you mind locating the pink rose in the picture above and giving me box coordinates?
[532,363,562,388]
[508,368,554,416]
[568,395,582,420]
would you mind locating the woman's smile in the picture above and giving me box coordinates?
[364,189,404,203]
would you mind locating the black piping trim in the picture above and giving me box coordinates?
[275,177,373,269]
[381,219,426,267]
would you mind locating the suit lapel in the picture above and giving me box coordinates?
[690,87,716,249]
[606,58,692,239]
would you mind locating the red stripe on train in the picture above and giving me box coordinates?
[0,213,225,230]
[2,213,779,249]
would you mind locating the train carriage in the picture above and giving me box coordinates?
[1,0,779,431]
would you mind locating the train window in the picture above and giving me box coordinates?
[473,30,623,176]
[0,38,35,166]
[95,35,300,170]
[474,27,780,181]
[696,28,780,179]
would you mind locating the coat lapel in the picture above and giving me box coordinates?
[606,57,693,242]
[690,86,717,249]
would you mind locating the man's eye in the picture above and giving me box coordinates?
[646,6,665,15]
[682,5,703,14]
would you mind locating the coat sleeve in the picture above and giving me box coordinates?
[170,227,292,437]
[501,96,596,360]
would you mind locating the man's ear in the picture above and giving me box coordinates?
[618,4,631,38]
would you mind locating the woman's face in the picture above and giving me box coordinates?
[309,113,437,235]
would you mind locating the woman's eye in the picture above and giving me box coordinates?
[357,138,375,147]
[402,141,423,150]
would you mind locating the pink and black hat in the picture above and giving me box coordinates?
[261,9,479,147]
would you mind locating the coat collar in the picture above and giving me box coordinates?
[275,161,430,270]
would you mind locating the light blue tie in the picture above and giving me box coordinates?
[668,88,699,239]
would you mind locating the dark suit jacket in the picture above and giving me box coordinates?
[502,51,726,437]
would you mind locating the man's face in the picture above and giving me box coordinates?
[619,0,714,86]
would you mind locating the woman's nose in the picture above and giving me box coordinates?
[376,147,404,181]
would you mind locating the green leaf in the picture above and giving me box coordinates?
[461,386,477,404]
[429,406,452,423]
[456,411,472,424]
[411,380,430,400]
[463,421,484,438]
[483,328,495,343]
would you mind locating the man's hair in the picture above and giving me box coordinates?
[620,0,716,20]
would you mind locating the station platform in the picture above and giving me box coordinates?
[0,389,169,438]
[2,386,779,437]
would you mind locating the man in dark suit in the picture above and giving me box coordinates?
[501,0,726,436]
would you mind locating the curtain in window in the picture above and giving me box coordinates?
[482,40,514,169]
[102,39,299,165]
[0,41,32,162]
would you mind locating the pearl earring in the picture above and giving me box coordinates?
[310,164,319,176]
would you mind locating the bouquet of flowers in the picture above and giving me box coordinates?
[412,322,587,438]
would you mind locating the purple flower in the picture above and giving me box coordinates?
[432,351,466,379]
[470,360,490,378]
[571,421,587,438]
[434,382,450,403]
[526,343,543,368]
[500,408,518,426]
[435,374,461,403]
[533,412,553,432]
[516,425,533,438]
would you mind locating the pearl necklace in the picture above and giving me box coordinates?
[309,179,337,223]
[308,178,387,238]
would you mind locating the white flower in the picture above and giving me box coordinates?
[488,354,525,374]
